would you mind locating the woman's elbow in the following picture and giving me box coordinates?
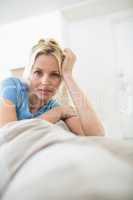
[84,125,105,136]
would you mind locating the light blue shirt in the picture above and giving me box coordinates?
[0,77,60,120]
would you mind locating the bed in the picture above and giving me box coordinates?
[0,118,133,200]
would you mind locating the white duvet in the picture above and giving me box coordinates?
[0,118,133,200]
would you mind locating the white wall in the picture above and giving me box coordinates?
[112,14,133,138]
[0,11,65,79]
[64,9,133,137]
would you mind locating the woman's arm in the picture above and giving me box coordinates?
[64,116,84,136]
[40,105,84,136]
[39,105,75,123]
[0,99,17,127]
[62,48,105,136]
[39,106,62,123]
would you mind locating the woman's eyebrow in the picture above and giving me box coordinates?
[33,67,42,70]
[34,68,59,73]
[52,70,60,73]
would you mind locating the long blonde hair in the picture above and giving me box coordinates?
[22,38,71,105]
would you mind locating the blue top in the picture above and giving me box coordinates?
[0,77,60,120]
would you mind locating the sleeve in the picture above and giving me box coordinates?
[49,99,61,109]
[0,77,18,107]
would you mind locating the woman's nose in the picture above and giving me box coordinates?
[41,74,50,84]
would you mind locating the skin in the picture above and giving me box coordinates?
[0,48,105,136]
[61,49,105,136]
[28,53,80,132]
[28,54,62,111]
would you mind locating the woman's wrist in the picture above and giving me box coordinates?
[39,106,62,123]
[54,106,63,119]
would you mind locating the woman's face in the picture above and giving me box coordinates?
[29,54,61,105]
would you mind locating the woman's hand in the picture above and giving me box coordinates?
[61,49,105,136]
[39,105,77,123]
[62,48,76,76]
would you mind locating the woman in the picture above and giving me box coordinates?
[0,38,105,136]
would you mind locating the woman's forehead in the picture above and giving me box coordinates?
[34,54,59,71]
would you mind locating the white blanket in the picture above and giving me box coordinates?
[0,118,133,200]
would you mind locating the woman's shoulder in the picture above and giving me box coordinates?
[1,76,20,85]
[0,76,27,90]
[0,76,28,109]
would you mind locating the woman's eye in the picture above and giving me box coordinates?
[51,73,60,78]
[34,71,42,76]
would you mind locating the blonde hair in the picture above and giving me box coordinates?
[22,38,71,105]
[23,38,64,79]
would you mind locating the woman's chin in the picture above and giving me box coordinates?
[37,94,50,102]
[35,90,55,103]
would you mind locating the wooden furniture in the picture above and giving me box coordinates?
[10,67,24,78]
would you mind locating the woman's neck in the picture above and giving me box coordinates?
[28,92,46,112]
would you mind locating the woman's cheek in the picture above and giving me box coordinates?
[52,79,60,88]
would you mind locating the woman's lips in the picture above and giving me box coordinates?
[37,89,52,95]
